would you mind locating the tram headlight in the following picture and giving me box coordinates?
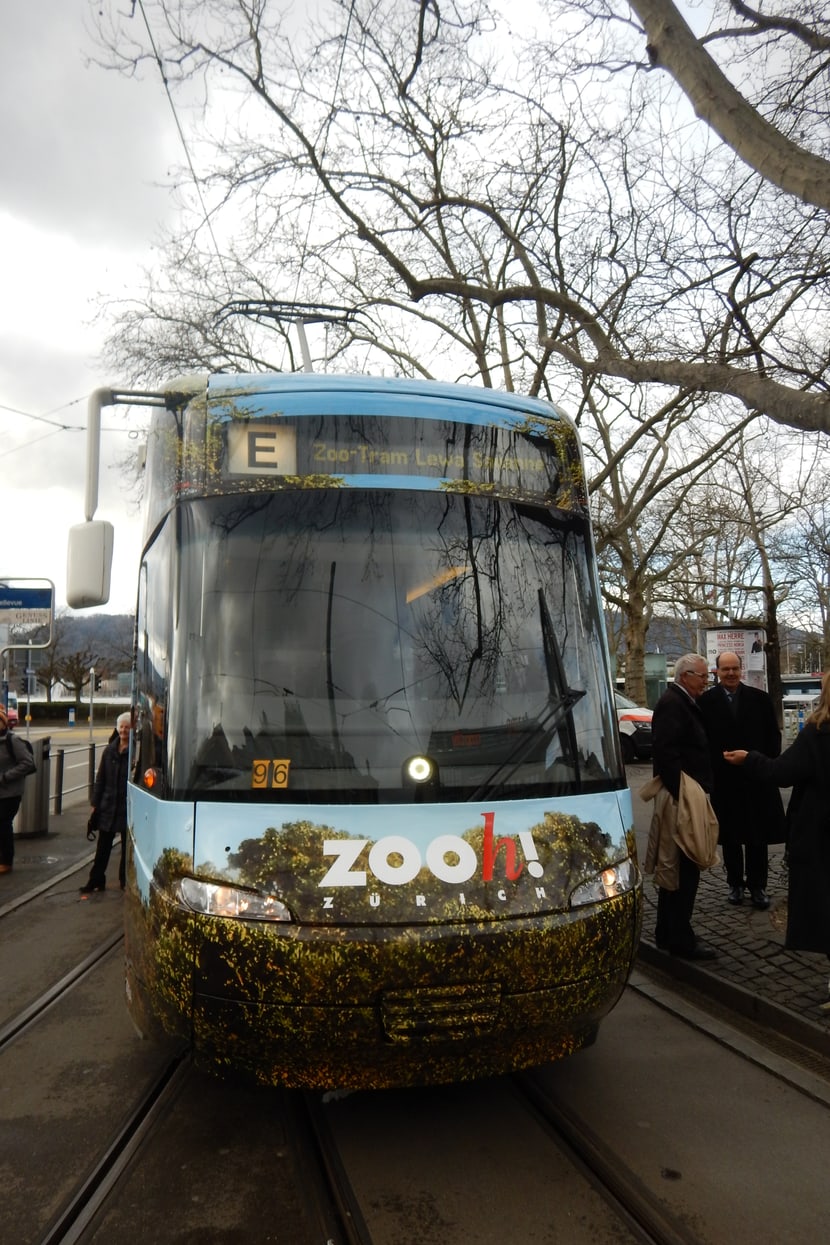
[569,857,638,908]
[403,754,438,785]
[178,876,292,922]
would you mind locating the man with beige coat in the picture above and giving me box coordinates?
[646,653,719,960]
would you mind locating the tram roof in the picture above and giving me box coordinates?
[198,372,574,429]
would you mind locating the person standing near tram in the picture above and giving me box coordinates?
[698,651,785,910]
[725,672,830,1004]
[80,712,131,894]
[0,703,36,875]
[647,653,719,960]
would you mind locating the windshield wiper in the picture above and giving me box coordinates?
[464,686,586,802]
[464,589,586,799]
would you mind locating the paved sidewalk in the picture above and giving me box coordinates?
[626,760,830,1059]
[6,803,96,904]
[638,845,830,1058]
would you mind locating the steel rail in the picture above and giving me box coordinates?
[0,929,123,1051]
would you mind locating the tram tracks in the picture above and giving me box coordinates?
[0,851,95,921]
[289,1092,376,1245]
[292,1073,707,1245]
[292,976,830,1245]
[36,1055,190,1245]
[291,1072,710,1245]
[30,1002,828,1245]
[4,857,830,1243]
[0,927,123,1051]
[512,1072,703,1245]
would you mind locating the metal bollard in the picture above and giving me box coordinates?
[88,743,97,805]
[54,749,65,815]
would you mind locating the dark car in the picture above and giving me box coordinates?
[615,691,653,763]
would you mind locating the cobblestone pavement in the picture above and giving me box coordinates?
[636,833,830,1059]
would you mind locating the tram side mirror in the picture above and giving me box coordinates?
[66,520,115,608]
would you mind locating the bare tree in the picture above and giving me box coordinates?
[57,649,99,707]
[31,613,69,705]
[91,0,830,435]
[587,384,750,701]
[89,0,830,686]
[666,425,826,715]
[627,0,830,211]
[772,484,830,672]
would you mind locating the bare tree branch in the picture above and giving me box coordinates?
[629,0,830,211]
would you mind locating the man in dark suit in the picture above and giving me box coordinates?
[698,651,785,910]
[651,652,717,960]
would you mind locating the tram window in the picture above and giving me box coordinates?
[161,491,619,799]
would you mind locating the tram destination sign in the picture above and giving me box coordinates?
[222,414,577,506]
[0,584,54,628]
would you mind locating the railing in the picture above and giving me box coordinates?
[50,743,103,814]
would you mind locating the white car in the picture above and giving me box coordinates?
[615,691,653,763]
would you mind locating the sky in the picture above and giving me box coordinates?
[0,1,180,616]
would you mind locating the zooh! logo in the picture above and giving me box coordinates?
[319,811,544,889]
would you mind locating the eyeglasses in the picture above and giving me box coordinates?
[684,670,708,679]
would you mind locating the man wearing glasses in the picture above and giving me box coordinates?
[647,653,719,960]
[699,651,785,910]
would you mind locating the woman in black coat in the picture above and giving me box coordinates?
[80,712,131,894]
[725,672,830,1000]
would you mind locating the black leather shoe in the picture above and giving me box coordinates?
[727,886,743,905]
[751,889,770,910]
[672,941,718,961]
[79,883,105,894]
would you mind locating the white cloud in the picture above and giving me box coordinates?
[0,213,145,352]
[4,483,141,617]
[0,0,178,615]
[0,3,177,244]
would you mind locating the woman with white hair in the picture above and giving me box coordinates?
[80,711,132,894]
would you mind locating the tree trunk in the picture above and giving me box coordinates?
[764,586,783,730]
[623,583,648,706]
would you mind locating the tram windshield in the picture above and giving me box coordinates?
[136,489,620,801]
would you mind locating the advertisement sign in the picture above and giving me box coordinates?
[704,626,767,691]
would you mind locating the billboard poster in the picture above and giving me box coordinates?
[704,626,767,691]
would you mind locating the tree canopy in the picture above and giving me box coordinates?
[96,0,830,434]
[91,0,830,687]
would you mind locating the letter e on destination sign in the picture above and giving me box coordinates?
[227,424,298,475]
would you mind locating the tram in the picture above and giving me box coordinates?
[67,373,642,1089]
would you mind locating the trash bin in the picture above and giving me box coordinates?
[13,736,51,837]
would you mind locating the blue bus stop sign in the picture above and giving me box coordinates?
[0,585,54,627]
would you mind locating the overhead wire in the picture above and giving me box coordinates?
[0,400,146,460]
[0,428,74,459]
[135,0,232,291]
[0,401,78,431]
[281,0,358,369]
[1,3,231,457]
[132,0,360,370]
